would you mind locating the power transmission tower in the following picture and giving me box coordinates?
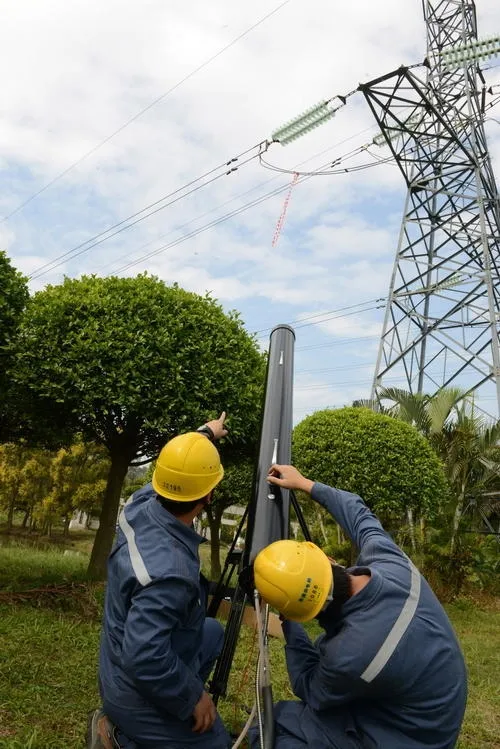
[362,0,500,418]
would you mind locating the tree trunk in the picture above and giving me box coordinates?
[22,509,31,528]
[6,498,15,531]
[87,448,132,580]
[419,516,427,546]
[316,509,328,545]
[450,488,466,555]
[206,509,223,581]
[63,514,71,537]
[407,507,417,554]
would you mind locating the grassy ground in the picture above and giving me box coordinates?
[0,538,498,748]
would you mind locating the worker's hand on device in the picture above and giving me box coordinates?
[204,411,228,440]
[267,464,314,495]
[192,690,217,733]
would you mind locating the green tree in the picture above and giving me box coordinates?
[434,409,500,553]
[20,448,54,534]
[49,439,110,536]
[0,252,29,441]
[12,275,265,578]
[378,386,467,436]
[293,407,448,550]
[0,443,28,530]
[0,444,52,531]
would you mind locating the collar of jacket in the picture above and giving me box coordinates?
[146,490,207,553]
[317,567,382,636]
[342,566,383,614]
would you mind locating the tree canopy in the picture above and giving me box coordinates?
[11,274,265,577]
[0,251,29,440]
[293,407,448,525]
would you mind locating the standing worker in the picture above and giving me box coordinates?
[87,413,232,749]
[251,464,467,749]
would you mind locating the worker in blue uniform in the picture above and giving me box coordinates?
[251,463,467,749]
[87,413,232,749]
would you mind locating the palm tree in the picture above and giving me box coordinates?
[377,387,500,552]
[435,408,500,553]
[377,386,466,436]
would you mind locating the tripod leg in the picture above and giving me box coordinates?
[209,585,247,704]
[290,490,312,542]
[206,505,249,618]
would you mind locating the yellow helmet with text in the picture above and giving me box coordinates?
[253,540,333,622]
[152,432,224,502]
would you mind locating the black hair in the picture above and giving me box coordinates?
[156,494,206,517]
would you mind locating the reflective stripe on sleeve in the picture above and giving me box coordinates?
[119,510,152,587]
[361,560,421,683]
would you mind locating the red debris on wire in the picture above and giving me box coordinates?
[271,172,299,247]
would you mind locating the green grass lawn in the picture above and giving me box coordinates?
[0,542,498,748]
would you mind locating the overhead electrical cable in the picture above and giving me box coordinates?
[109,177,300,275]
[28,146,265,280]
[296,335,379,351]
[296,363,378,375]
[254,298,385,336]
[96,126,377,276]
[1,0,292,223]
[294,370,454,391]
[259,144,397,177]
[31,51,480,280]
[285,302,384,330]
[295,376,407,391]
[106,142,392,276]
[288,304,384,333]
[32,130,382,281]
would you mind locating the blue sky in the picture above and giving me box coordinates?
[1,0,499,422]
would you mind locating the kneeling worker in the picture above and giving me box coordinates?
[88,413,231,749]
[252,464,467,749]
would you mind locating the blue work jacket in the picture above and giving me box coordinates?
[282,483,467,749]
[99,484,208,722]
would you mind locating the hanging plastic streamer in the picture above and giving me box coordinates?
[271,172,299,247]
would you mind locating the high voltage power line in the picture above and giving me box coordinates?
[96,126,376,276]
[25,66,500,282]
[254,300,385,338]
[28,146,265,280]
[27,127,381,281]
[1,0,292,223]
[296,335,379,351]
[28,85,498,282]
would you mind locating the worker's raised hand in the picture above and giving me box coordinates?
[205,411,228,440]
[192,690,217,733]
[267,464,314,494]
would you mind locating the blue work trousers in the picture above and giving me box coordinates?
[104,618,231,749]
[249,700,362,749]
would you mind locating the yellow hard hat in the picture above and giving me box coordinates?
[254,540,333,622]
[152,432,224,502]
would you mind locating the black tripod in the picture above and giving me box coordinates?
[207,490,312,704]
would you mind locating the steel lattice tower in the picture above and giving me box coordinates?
[361,0,500,418]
